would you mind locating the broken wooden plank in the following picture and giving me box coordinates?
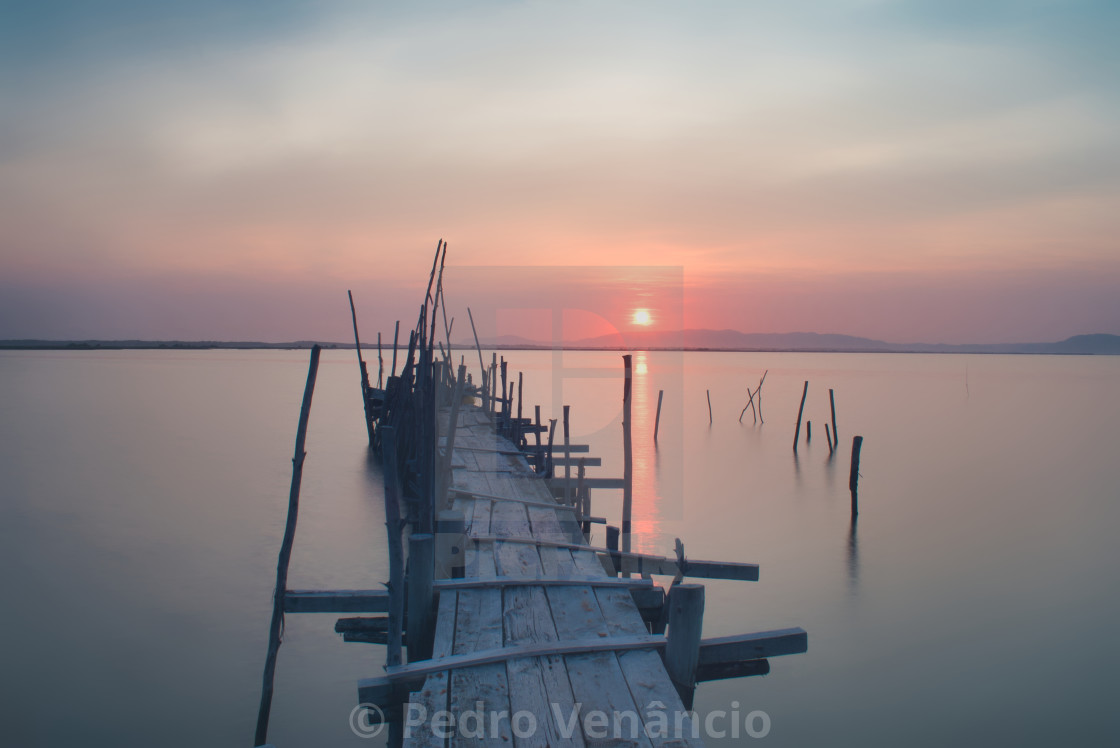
[697,627,808,663]
[284,589,389,613]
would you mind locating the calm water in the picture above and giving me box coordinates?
[1,349,1117,747]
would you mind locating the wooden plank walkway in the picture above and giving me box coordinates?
[393,405,701,747]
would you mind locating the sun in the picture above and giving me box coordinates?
[632,309,652,326]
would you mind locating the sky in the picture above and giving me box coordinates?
[1,0,1118,344]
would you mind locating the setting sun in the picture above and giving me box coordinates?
[632,309,652,326]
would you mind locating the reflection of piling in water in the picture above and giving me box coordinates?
[847,516,860,590]
[849,435,864,517]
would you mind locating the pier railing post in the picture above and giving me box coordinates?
[407,533,435,662]
[664,583,705,710]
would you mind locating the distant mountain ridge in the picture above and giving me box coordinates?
[463,330,1120,355]
[4,332,1119,354]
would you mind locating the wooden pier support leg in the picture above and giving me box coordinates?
[606,525,621,576]
[407,533,435,663]
[516,371,524,447]
[435,510,466,579]
[664,583,705,710]
[533,405,543,474]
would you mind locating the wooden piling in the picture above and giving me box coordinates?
[654,389,664,442]
[849,435,863,517]
[254,345,321,748]
[806,420,811,444]
[825,423,834,454]
[793,380,808,452]
[606,525,621,575]
[380,425,406,669]
[577,458,590,537]
[757,370,768,423]
[533,405,543,474]
[391,320,400,377]
[621,355,633,555]
[830,388,838,444]
[706,389,713,424]
[406,533,435,662]
[665,583,705,710]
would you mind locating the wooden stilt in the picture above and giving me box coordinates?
[830,388,838,444]
[850,435,864,517]
[254,345,321,748]
[406,533,435,662]
[664,583,705,710]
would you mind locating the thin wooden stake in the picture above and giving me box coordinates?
[654,389,664,442]
[757,370,768,423]
[254,345,321,748]
[806,420,811,444]
[825,423,834,454]
[706,389,713,424]
[793,380,808,452]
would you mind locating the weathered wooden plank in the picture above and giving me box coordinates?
[449,491,511,748]
[696,627,808,663]
[430,575,653,591]
[284,590,389,613]
[489,489,585,748]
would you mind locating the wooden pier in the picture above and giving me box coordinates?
[254,244,807,746]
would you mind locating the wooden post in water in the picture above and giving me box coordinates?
[406,533,435,662]
[533,405,543,474]
[793,380,809,452]
[806,420,811,444]
[825,423,834,454]
[621,355,633,555]
[562,405,572,505]
[665,583,705,710]
[849,435,864,517]
[467,307,487,412]
[516,372,524,447]
[500,358,508,428]
[654,389,664,442]
[830,388,838,443]
[757,370,768,423]
[254,345,320,748]
[380,425,405,668]
[706,389,713,424]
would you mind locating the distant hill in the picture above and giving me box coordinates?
[4,332,1119,354]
